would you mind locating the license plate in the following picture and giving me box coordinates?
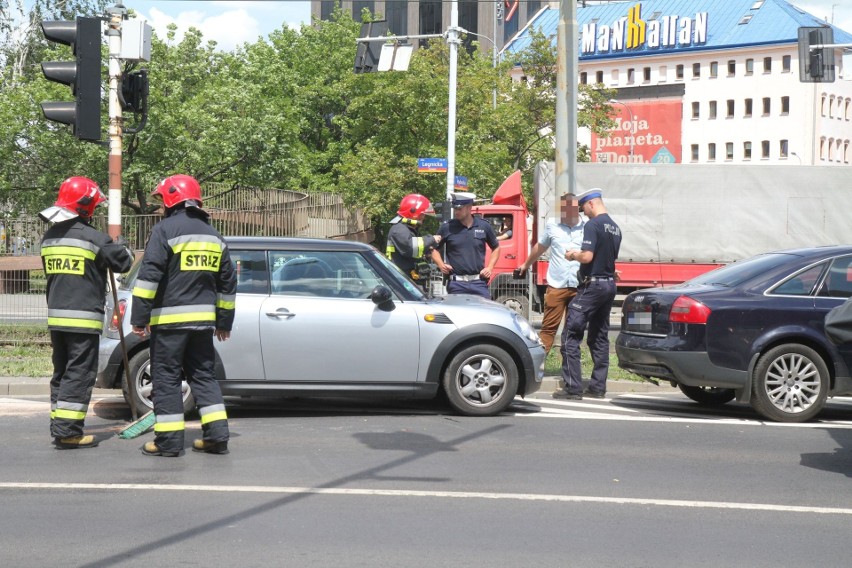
[627,312,652,328]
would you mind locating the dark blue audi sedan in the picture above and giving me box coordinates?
[616,246,852,422]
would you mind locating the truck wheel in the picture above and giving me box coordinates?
[750,344,829,423]
[677,384,735,406]
[495,293,530,319]
[442,344,519,416]
[122,348,195,417]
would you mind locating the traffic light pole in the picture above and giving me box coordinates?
[106,3,126,239]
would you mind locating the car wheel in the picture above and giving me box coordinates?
[442,344,519,416]
[495,294,530,319]
[751,343,829,423]
[678,384,736,406]
[122,348,195,417]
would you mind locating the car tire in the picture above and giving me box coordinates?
[495,293,530,320]
[678,384,736,406]
[122,348,195,417]
[751,343,829,423]
[442,344,519,416]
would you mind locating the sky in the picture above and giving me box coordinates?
[123,1,852,53]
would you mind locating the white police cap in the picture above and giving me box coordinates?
[577,188,603,208]
[451,191,476,208]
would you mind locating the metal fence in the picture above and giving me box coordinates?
[0,188,372,324]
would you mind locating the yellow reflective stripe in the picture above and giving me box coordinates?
[150,312,216,326]
[41,246,97,260]
[216,299,235,310]
[54,409,86,420]
[132,286,157,299]
[50,410,56,419]
[154,421,185,432]
[47,317,103,330]
[414,237,425,257]
[200,411,228,425]
[386,245,395,260]
[171,241,223,253]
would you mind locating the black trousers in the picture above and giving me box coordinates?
[50,331,99,438]
[150,328,229,453]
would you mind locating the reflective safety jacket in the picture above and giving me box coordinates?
[385,218,438,280]
[40,219,134,333]
[131,208,236,331]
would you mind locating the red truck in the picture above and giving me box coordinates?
[473,162,851,317]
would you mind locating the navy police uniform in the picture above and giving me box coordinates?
[131,206,236,455]
[560,190,622,397]
[436,195,499,298]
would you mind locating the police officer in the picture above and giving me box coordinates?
[385,194,441,290]
[430,192,500,299]
[131,175,237,457]
[40,177,134,449]
[555,188,622,400]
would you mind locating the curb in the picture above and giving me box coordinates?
[0,377,673,397]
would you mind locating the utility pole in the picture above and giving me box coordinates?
[445,1,459,202]
[554,1,578,214]
[106,3,126,239]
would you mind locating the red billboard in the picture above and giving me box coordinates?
[592,99,683,164]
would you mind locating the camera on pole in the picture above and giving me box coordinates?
[40,17,103,141]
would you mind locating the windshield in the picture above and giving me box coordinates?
[368,250,427,300]
[686,253,793,287]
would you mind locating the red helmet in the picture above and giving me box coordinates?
[55,176,105,218]
[152,174,202,209]
[397,194,432,220]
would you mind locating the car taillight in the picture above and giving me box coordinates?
[110,299,127,332]
[669,295,711,324]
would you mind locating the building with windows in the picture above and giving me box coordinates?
[505,0,852,165]
[311,1,546,53]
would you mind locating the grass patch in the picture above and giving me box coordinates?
[543,343,643,382]
[0,324,53,376]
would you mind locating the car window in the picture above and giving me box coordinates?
[817,255,852,299]
[687,253,792,287]
[269,250,383,298]
[231,250,268,294]
[769,263,826,296]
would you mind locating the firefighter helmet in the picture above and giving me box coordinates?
[39,176,105,223]
[397,194,432,220]
[152,174,203,209]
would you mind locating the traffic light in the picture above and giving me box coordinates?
[797,26,835,83]
[354,20,388,74]
[41,17,102,141]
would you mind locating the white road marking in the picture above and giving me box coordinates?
[0,481,850,516]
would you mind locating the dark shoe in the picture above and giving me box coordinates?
[54,435,99,449]
[192,439,229,455]
[141,441,184,457]
[584,389,606,399]
[552,389,583,400]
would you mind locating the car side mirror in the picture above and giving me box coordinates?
[370,285,395,312]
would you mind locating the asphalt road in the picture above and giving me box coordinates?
[2,392,852,567]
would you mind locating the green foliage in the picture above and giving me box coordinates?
[0,4,614,244]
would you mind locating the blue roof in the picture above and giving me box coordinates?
[504,0,852,60]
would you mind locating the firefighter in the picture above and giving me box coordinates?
[131,174,236,457]
[40,176,134,449]
[385,194,441,290]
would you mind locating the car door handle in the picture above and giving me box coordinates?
[504,254,516,259]
[266,308,295,319]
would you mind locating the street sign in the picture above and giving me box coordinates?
[418,158,447,173]
[453,176,468,189]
